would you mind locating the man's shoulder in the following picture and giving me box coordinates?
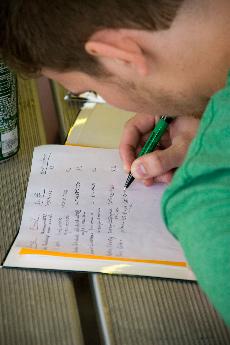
[162,74,230,228]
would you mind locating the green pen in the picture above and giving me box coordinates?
[124,115,173,190]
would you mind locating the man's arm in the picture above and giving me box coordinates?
[162,91,230,325]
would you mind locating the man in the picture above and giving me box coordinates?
[1,0,229,324]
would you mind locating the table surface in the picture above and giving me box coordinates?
[0,78,85,345]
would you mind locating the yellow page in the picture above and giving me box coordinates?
[66,103,134,148]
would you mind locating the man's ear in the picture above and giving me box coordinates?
[85,29,148,76]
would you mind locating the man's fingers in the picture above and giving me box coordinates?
[131,141,188,179]
[119,144,136,172]
[120,115,199,182]
[119,114,156,171]
[119,121,142,172]
[153,171,174,184]
[136,171,173,188]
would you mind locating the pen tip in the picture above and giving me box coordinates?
[123,187,127,191]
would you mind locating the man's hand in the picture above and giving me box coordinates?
[119,114,200,186]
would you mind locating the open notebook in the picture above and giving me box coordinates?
[4,144,195,280]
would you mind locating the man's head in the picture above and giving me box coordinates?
[1,0,230,116]
[0,0,183,75]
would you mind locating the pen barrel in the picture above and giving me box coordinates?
[138,118,169,157]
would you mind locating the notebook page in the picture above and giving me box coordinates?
[14,145,185,263]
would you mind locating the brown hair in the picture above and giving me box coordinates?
[0,0,183,76]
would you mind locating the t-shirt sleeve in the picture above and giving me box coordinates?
[162,89,230,325]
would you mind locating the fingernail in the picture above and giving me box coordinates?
[123,164,130,173]
[132,163,147,178]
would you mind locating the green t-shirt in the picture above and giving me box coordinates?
[162,74,230,325]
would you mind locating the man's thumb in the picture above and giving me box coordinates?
[131,146,182,179]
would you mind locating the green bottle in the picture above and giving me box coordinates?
[0,60,19,162]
